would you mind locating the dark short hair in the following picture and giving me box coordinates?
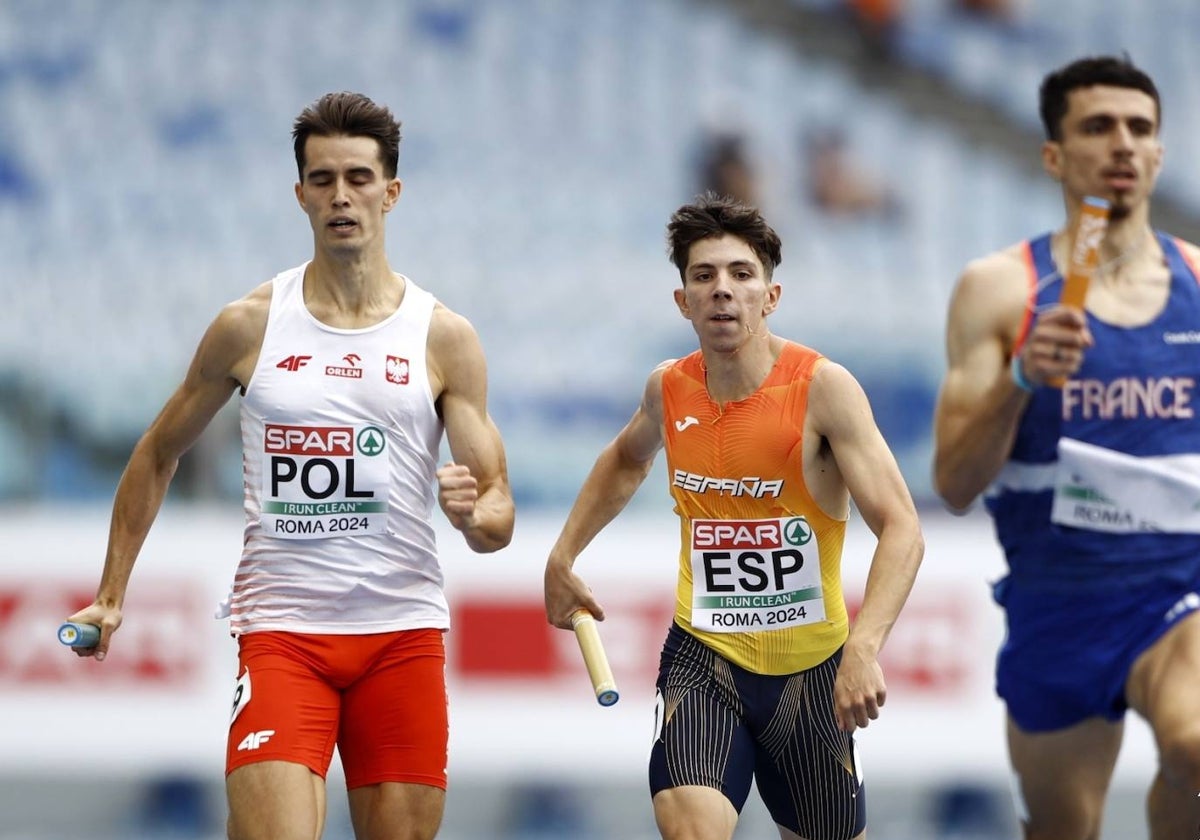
[1039,55,1160,141]
[667,193,783,282]
[292,92,402,179]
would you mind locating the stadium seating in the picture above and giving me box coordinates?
[7,0,1172,506]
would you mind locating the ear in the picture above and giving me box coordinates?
[294,181,306,210]
[674,287,690,318]
[762,282,781,317]
[383,178,403,212]
[1041,140,1063,181]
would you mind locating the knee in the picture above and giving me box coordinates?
[1159,725,1200,792]
[1023,822,1101,840]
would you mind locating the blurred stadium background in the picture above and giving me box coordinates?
[3,0,1197,837]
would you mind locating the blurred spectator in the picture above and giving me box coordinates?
[953,0,1020,24]
[803,126,901,219]
[695,130,759,207]
[843,0,904,64]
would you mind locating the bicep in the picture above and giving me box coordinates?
[936,269,1018,428]
[141,320,243,462]
[613,367,667,466]
[436,329,507,487]
[814,366,914,533]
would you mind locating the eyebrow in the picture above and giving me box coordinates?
[689,259,758,272]
[305,165,377,181]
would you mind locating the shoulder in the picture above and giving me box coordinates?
[809,358,864,402]
[427,300,485,365]
[946,241,1034,344]
[640,359,678,411]
[429,300,478,343]
[426,302,487,397]
[1172,236,1200,269]
[957,241,1031,296]
[806,359,874,437]
[207,280,271,349]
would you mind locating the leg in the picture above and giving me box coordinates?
[1007,715,1123,840]
[1126,610,1200,840]
[227,760,326,840]
[347,783,445,840]
[753,650,865,840]
[338,629,449,840]
[648,625,756,840]
[225,634,341,840]
[653,786,738,840]
[777,829,863,840]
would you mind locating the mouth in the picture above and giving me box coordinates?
[328,216,358,232]
[710,313,736,322]
[1103,167,1137,191]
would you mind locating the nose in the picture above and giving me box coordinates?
[332,177,351,206]
[711,271,734,300]
[1111,122,1135,155]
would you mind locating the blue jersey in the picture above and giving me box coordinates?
[986,232,1200,588]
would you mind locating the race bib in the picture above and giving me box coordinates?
[260,423,388,539]
[689,517,825,633]
[1051,437,1200,534]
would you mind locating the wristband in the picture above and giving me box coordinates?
[1011,354,1034,392]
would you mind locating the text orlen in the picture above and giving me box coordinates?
[1061,377,1195,421]
[673,470,783,498]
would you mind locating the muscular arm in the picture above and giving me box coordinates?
[75,293,264,658]
[812,363,924,658]
[543,364,668,629]
[808,362,924,730]
[933,251,1037,510]
[429,306,514,553]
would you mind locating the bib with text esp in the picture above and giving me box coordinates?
[689,516,826,632]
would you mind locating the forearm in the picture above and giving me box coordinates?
[844,521,924,658]
[547,443,653,570]
[934,373,1030,509]
[95,438,179,608]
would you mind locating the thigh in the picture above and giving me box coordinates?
[652,785,738,840]
[338,629,448,791]
[1007,715,1123,840]
[1128,608,1200,803]
[993,578,1133,732]
[227,632,341,779]
[648,624,756,813]
[750,650,865,840]
[227,760,326,840]
[1128,603,1200,741]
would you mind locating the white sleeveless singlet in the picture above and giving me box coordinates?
[226,263,446,634]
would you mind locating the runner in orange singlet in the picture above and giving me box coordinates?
[544,194,924,840]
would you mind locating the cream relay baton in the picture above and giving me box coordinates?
[570,609,619,707]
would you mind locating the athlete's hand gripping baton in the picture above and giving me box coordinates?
[570,609,619,707]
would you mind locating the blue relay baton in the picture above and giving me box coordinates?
[58,622,101,649]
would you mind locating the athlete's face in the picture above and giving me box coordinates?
[1043,85,1163,220]
[674,234,780,353]
[295,134,401,255]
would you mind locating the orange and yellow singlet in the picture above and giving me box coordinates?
[662,342,849,675]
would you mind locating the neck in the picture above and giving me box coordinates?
[304,249,402,325]
[701,332,780,404]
